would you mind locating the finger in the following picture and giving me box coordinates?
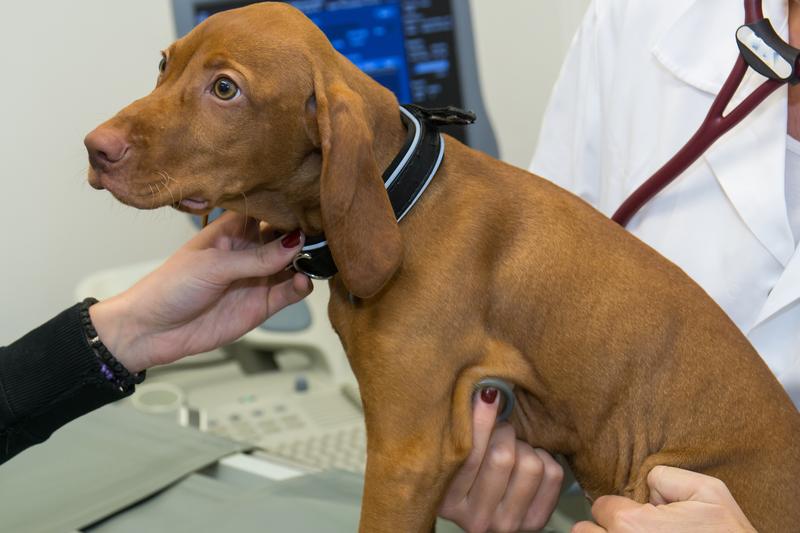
[190,212,270,252]
[571,521,607,533]
[491,441,545,532]
[520,448,564,530]
[231,216,266,248]
[463,423,517,524]
[647,466,733,507]
[441,389,501,504]
[267,268,295,287]
[241,220,279,249]
[212,230,305,283]
[188,211,247,247]
[267,272,313,315]
[591,495,644,529]
[259,221,279,244]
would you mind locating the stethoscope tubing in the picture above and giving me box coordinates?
[611,0,787,227]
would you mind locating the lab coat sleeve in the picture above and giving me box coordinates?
[0,304,133,464]
[529,0,612,208]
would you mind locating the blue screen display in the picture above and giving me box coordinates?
[301,2,411,103]
[194,0,463,113]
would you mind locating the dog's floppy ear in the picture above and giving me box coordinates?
[309,80,403,298]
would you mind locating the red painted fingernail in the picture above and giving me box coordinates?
[281,229,302,249]
[480,388,498,404]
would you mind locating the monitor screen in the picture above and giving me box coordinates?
[192,0,467,142]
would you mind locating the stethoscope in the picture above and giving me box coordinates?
[612,0,800,226]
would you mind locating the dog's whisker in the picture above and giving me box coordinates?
[148,183,156,210]
[155,171,177,207]
[241,191,257,242]
[166,171,184,204]
[154,171,167,198]
[164,179,176,206]
[158,170,184,205]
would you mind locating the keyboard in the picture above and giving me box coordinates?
[196,387,367,473]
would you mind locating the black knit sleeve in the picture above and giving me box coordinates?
[0,303,134,464]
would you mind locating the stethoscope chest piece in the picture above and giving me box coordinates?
[475,378,516,423]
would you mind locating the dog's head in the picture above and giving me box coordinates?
[85,2,405,297]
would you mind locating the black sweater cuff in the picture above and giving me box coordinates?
[0,303,134,463]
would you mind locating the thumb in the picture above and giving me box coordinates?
[647,466,733,506]
[591,495,644,527]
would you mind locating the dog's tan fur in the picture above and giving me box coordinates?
[85,3,800,531]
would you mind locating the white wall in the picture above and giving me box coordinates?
[0,1,194,344]
[471,0,590,167]
[0,1,588,345]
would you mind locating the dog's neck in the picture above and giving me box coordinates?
[294,105,452,280]
[370,105,410,180]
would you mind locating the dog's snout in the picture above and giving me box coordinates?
[84,128,130,171]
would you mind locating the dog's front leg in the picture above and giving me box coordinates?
[359,458,440,532]
[352,374,477,533]
[357,416,461,533]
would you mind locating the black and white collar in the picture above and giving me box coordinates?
[292,104,474,280]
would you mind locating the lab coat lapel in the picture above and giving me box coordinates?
[705,98,794,267]
[652,0,788,96]
[754,250,800,326]
[653,0,795,267]
[651,0,741,96]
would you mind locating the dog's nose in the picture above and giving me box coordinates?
[84,128,130,171]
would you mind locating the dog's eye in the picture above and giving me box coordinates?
[213,77,240,100]
[158,57,166,74]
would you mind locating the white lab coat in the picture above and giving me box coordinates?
[531,0,800,407]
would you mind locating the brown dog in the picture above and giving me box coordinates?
[84,3,800,531]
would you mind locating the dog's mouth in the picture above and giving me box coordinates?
[174,197,211,214]
[94,174,214,215]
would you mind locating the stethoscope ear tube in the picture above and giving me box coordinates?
[475,378,516,423]
[611,0,795,227]
[612,31,787,224]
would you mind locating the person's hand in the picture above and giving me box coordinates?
[89,212,312,372]
[439,388,564,532]
[572,466,756,533]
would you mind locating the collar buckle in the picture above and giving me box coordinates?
[292,252,334,280]
[404,104,477,126]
